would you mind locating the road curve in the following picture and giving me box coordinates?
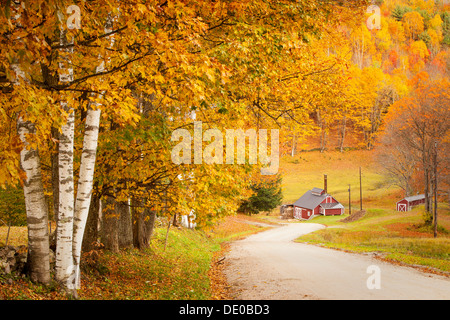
[224,222,450,300]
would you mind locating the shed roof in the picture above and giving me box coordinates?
[293,189,327,210]
[311,187,325,195]
[398,194,425,203]
[320,202,344,209]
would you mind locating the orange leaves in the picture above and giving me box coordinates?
[4,0,446,229]
[407,40,429,73]
[430,50,449,73]
[385,78,450,139]
[388,19,406,44]
[379,77,450,203]
[408,71,430,89]
[389,49,399,68]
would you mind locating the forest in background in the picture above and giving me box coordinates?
[282,0,450,154]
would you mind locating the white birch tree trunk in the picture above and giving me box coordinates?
[55,103,75,289]
[11,64,51,285]
[55,26,76,290]
[17,118,51,285]
[72,106,101,288]
[8,0,51,284]
[72,12,115,289]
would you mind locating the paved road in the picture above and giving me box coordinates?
[224,223,450,300]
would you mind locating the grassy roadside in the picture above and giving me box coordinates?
[0,214,266,300]
[295,206,450,274]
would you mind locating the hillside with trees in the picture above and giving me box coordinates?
[283,0,450,154]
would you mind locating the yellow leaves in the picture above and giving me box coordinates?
[204,68,216,83]
[409,40,429,60]
[136,3,149,15]
[3,0,447,231]
[402,11,424,40]
[390,72,409,99]
[0,130,23,188]
[388,19,406,44]
[408,40,429,73]
[428,29,442,47]
[430,14,443,30]
[374,18,392,53]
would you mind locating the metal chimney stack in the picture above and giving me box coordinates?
[324,174,328,194]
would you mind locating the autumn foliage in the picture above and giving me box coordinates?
[0,0,449,294]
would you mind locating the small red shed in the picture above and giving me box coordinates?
[396,194,425,212]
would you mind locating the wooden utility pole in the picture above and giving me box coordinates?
[359,167,363,211]
[433,141,438,238]
[164,216,172,251]
[348,184,351,215]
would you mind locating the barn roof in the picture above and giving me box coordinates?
[293,189,327,210]
[398,194,425,203]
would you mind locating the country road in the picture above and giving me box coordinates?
[224,222,450,300]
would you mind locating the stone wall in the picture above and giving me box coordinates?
[0,245,28,276]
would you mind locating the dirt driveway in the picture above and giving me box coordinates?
[224,222,450,300]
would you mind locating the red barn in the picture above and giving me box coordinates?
[396,194,425,212]
[293,187,344,220]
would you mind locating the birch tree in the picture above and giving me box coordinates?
[16,102,51,285]
[55,22,76,290]
[54,7,116,292]
[8,6,51,284]
[72,13,115,289]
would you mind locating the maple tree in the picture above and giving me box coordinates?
[380,77,450,227]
